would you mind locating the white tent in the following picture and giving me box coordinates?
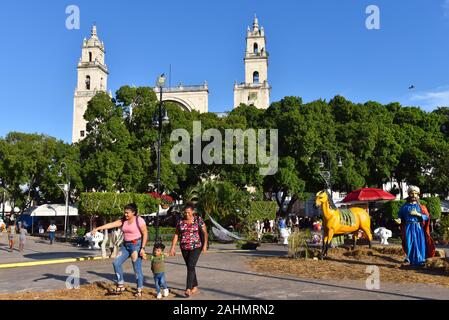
[442,201,449,214]
[22,204,78,217]
[0,202,20,213]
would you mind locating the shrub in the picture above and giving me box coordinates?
[421,197,442,220]
[288,229,312,259]
[436,214,449,241]
[78,192,159,220]
[147,226,176,241]
[248,201,278,223]
[76,227,86,237]
[382,200,406,220]
[261,233,278,243]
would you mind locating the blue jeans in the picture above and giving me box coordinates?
[49,232,55,243]
[154,273,168,294]
[113,239,144,290]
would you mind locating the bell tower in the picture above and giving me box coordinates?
[234,15,271,109]
[72,25,109,143]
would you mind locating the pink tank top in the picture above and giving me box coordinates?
[122,217,145,241]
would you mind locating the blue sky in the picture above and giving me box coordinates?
[1,0,449,143]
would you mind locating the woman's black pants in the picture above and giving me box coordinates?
[181,248,202,290]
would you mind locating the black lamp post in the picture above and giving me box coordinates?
[1,189,5,221]
[318,150,343,198]
[57,162,70,240]
[153,74,169,244]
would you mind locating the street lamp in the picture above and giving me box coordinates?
[318,150,343,198]
[57,162,70,241]
[1,189,5,221]
[153,74,169,244]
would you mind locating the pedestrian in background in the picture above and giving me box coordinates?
[47,221,57,245]
[19,225,27,252]
[7,223,16,252]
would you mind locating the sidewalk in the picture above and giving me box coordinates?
[0,233,281,268]
[0,233,99,266]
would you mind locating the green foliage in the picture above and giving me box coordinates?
[78,192,159,220]
[187,180,251,227]
[147,226,176,241]
[2,87,449,216]
[421,197,441,220]
[382,200,407,220]
[248,201,278,223]
[437,214,449,241]
[261,233,278,243]
[288,229,312,259]
[76,227,86,237]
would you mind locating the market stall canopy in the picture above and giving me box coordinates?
[0,203,20,213]
[22,204,78,217]
[342,188,396,203]
[442,201,449,214]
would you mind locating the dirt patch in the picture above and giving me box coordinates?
[248,246,449,287]
[0,282,178,300]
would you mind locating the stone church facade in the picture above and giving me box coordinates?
[72,16,271,143]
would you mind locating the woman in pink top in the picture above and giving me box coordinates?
[92,203,148,297]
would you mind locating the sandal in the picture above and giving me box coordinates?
[184,289,192,297]
[114,285,125,294]
[134,289,143,297]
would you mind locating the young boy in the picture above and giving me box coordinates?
[151,243,169,299]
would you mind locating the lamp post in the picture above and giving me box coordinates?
[1,189,5,221]
[318,150,343,198]
[153,74,169,244]
[57,162,70,241]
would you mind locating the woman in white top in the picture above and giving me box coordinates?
[47,222,57,245]
[7,223,16,253]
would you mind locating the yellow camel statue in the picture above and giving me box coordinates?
[315,190,373,258]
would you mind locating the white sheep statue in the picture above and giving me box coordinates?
[374,227,393,245]
[85,231,104,250]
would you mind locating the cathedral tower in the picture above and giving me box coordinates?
[234,15,271,109]
[72,25,109,143]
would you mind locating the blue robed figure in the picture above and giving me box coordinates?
[397,186,435,266]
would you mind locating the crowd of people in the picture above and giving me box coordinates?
[255,215,323,242]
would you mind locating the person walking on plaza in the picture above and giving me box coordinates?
[170,202,208,297]
[151,242,170,299]
[18,225,28,252]
[7,223,16,252]
[47,222,57,245]
[92,203,148,297]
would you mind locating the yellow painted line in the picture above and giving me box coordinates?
[0,256,107,269]
[0,249,252,269]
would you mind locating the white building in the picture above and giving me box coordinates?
[234,15,271,109]
[72,26,209,143]
[72,25,109,143]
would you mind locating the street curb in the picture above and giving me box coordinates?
[0,256,106,269]
[0,249,263,269]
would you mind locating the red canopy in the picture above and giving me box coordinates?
[342,188,395,203]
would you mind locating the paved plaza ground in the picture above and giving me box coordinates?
[1,233,449,300]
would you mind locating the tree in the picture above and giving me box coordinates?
[0,133,82,212]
